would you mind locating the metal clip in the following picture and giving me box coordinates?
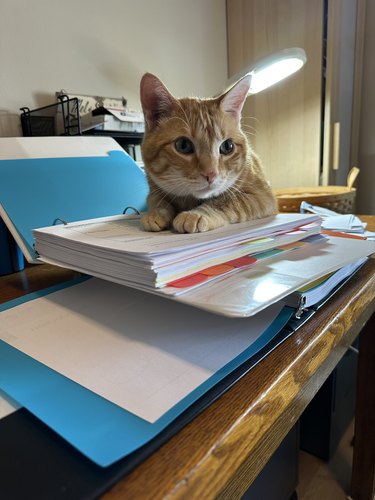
[295,295,307,319]
[53,217,68,226]
[123,206,140,215]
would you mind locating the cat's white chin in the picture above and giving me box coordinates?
[194,185,226,199]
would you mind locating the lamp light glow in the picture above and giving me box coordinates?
[227,47,307,96]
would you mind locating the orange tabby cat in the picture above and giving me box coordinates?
[140,73,277,233]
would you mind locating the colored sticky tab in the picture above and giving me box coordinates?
[243,237,273,245]
[168,273,209,288]
[254,249,283,260]
[277,241,306,251]
[201,264,234,276]
[227,256,257,268]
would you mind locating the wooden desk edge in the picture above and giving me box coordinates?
[104,259,375,499]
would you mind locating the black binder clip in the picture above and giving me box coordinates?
[53,218,68,226]
[123,207,140,215]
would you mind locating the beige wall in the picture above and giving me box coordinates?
[357,0,375,214]
[0,0,227,136]
[0,0,373,214]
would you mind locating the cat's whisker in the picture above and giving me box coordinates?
[241,125,257,136]
[241,115,259,124]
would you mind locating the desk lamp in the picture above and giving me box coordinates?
[226,47,307,94]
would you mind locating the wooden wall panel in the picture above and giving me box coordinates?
[227,0,324,188]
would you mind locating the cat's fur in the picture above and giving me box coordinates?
[139,73,277,233]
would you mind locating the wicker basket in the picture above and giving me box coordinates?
[274,167,359,214]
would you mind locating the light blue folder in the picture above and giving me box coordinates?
[0,150,148,261]
[0,280,293,467]
[0,147,293,467]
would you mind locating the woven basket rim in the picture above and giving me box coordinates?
[274,186,356,199]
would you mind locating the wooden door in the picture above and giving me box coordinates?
[227,0,324,188]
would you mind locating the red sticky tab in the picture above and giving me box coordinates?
[168,273,209,288]
[226,256,257,268]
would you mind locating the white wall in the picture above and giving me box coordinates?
[0,0,227,136]
[357,0,375,215]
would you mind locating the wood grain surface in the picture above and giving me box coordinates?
[1,217,374,499]
[227,0,323,188]
[105,215,375,499]
[103,258,375,499]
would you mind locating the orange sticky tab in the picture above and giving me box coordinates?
[277,241,306,251]
[201,264,234,276]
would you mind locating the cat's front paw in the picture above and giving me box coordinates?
[173,211,215,233]
[141,209,173,232]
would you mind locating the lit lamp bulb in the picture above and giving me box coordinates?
[227,47,307,95]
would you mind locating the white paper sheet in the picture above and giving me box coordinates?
[322,214,367,233]
[0,136,124,159]
[0,279,284,423]
[34,213,319,256]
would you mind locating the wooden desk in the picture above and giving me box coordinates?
[1,217,374,500]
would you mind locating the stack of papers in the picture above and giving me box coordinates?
[33,212,375,317]
[34,213,321,293]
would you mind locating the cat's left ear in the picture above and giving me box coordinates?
[219,74,251,121]
[140,73,177,130]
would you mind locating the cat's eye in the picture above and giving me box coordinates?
[175,137,195,155]
[219,139,234,155]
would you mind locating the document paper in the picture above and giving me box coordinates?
[0,278,284,423]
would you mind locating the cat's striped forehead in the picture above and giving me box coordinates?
[175,97,225,142]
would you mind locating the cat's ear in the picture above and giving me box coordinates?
[219,74,251,121]
[140,73,176,130]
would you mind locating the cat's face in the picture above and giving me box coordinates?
[140,74,251,200]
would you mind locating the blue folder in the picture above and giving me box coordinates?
[0,150,148,261]
[0,148,294,467]
[0,143,370,500]
[0,278,294,467]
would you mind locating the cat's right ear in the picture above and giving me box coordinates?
[140,73,176,130]
[219,74,251,121]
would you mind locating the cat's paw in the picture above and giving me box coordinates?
[141,209,173,232]
[173,211,215,233]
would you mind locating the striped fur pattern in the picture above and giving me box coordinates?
[140,73,277,233]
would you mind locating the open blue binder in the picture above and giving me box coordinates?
[0,270,361,500]
[0,146,293,457]
[0,141,368,499]
[0,279,294,466]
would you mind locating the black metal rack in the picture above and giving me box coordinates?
[20,95,81,136]
[19,94,143,160]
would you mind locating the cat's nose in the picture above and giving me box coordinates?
[202,171,217,184]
